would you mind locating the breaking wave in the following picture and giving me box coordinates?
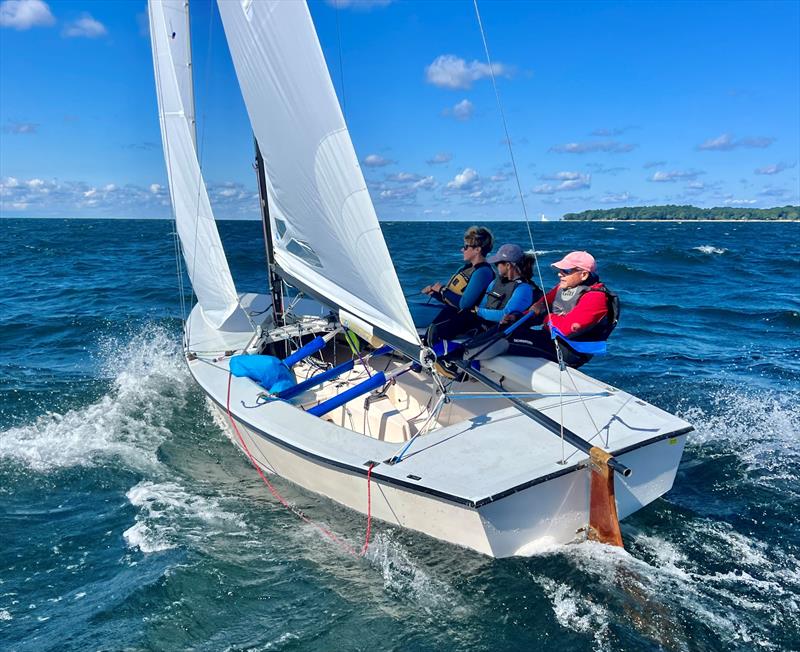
[0,326,187,473]
[124,479,246,553]
[693,245,728,255]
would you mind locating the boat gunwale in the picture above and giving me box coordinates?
[196,362,693,509]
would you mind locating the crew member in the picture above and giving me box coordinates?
[475,244,542,325]
[467,251,618,368]
[422,226,495,343]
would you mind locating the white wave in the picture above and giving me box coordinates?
[536,575,610,647]
[693,245,728,255]
[0,326,188,472]
[680,388,800,484]
[124,479,245,554]
[0,609,11,621]
[534,515,798,650]
[603,227,617,230]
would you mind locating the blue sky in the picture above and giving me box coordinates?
[1,0,798,220]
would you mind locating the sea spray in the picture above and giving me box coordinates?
[0,326,187,473]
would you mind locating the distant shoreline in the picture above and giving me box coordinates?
[575,219,799,223]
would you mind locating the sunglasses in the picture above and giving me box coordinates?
[461,243,479,251]
[556,267,582,276]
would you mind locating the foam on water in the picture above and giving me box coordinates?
[693,245,728,254]
[0,326,187,473]
[124,479,246,553]
[535,576,610,650]
[363,531,464,613]
[680,386,800,488]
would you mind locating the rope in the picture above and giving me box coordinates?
[225,373,374,557]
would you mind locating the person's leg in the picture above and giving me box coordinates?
[427,309,481,344]
[506,328,560,362]
[425,306,458,344]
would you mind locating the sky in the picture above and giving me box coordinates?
[1,0,798,220]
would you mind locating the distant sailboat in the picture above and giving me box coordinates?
[540,213,549,222]
[148,0,691,557]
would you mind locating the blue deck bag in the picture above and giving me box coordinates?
[229,355,296,394]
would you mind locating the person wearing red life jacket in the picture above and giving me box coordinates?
[465,251,619,368]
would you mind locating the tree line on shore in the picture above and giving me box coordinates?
[562,205,799,221]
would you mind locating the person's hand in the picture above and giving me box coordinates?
[421,285,432,295]
[500,313,519,326]
[431,282,443,293]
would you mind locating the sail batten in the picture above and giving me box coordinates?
[217,0,420,347]
[149,0,240,330]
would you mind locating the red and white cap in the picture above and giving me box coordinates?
[551,251,597,273]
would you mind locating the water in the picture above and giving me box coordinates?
[1,218,798,651]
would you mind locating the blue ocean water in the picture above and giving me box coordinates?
[1,217,798,651]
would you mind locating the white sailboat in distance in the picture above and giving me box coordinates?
[148,0,691,557]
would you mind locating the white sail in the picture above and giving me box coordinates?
[149,0,241,330]
[217,0,420,347]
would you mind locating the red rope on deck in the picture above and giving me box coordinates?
[225,373,374,557]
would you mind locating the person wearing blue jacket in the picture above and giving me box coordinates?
[475,244,542,324]
[423,226,495,343]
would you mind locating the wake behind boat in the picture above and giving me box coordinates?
[149,0,692,557]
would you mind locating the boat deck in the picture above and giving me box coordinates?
[187,296,691,508]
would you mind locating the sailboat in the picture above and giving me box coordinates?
[148,0,692,558]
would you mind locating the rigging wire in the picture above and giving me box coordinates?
[473,0,603,442]
[471,0,553,326]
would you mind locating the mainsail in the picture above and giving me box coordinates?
[217,0,420,348]
[149,0,241,330]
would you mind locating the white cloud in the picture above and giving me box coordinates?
[413,175,436,190]
[649,170,703,182]
[0,0,54,30]
[425,55,510,90]
[697,133,775,151]
[541,171,583,181]
[371,171,436,204]
[0,176,259,219]
[754,161,795,175]
[386,172,418,182]
[362,154,394,167]
[643,160,666,169]
[62,13,107,38]
[3,120,38,134]
[446,167,481,192]
[426,152,452,165]
[723,198,757,205]
[532,173,591,194]
[444,98,474,121]
[550,141,636,154]
[599,192,632,203]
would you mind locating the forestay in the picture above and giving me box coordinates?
[216,0,420,348]
[149,0,240,330]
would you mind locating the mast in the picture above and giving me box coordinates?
[253,137,284,323]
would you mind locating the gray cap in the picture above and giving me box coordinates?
[487,243,524,264]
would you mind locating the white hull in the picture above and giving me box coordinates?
[187,295,691,558]
[208,399,686,557]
